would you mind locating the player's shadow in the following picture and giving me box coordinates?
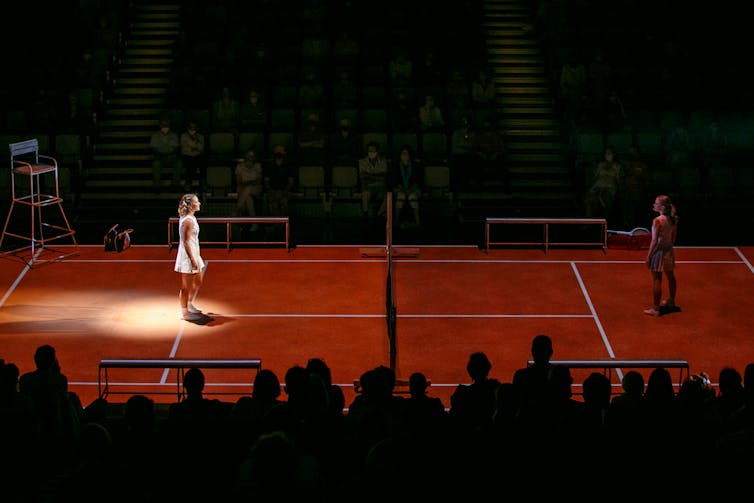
[185,313,214,325]
[659,304,681,316]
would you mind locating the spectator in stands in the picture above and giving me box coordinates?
[403,371,447,481]
[701,119,728,178]
[329,117,362,169]
[298,70,325,112]
[231,369,283,455]
[450,113,477,190]
[712,366,745,432]
[61,92,94,150]
[55,421,118,502]
[639,367,679,478]
[1,361,39,500]
[19,344,83,477]
[716,362,754,479]
[644,194,678,317]
[333,30,360,63]
[297,112,328,165]
[235,147,265,232]
[665,122,692,189]
[605,370,645,451]
[239,87,268,131]
[115,394,162,499]
[558,53,587,130]
[512,334,554,420]
[580,371,612,457]
[390,144,423,228]
[585,145,623,223]
[264,144,296,216]
[263,364,334,475]
[306,357,345,420]
[390,87,417,132]
[166,367,233,499]
[470,67,496,112]
[211,86,240,133]
[544,365,588,475]
[332,69,359,108]
[621,143,649,229]
[473,115,508,190]
[234,430,313,500]
[180,121,206,192]
[29,88,57,134]
[415,49,444,88]
[449,352,501,434]
[446,351,500,492]
[418,94,446,133]
[150,118,183,191]
[389,48,413,87]
[445,69,471,127]
[345,365,407,483]
[358,140,389,217]
[587,49,613,130]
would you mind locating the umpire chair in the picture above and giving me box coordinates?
[0,138,78,266]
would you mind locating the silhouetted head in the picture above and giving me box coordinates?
[306,358,332,387]
[409,372,429,397]
[467,352,492,381]
[531,335,553,363]
[252,369,282,401]
[583,372,612,408]
[718,367,743,396]
[621,370,645,396]
[125,394,155,433]
[34,344,58,371]
[645,367,674,403]
[183,367,205,396]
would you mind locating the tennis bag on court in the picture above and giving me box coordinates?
[104,224,134,252]
[607,227,650,250]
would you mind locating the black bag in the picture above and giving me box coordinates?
[104,224,134,252]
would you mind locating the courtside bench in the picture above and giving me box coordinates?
[485,217,608,253]
[98,358,263,401]
[168,216,289,251]
[529,359,691,394]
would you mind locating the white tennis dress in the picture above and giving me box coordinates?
[174,214,205,274]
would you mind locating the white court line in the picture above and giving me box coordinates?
[734,247,754,274]
[210,313,385,318]
[0,262,32,308]
[163,327,185,384]
[570,262,619,378]
[397,314,593,318]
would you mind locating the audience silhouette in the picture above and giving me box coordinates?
[4,344,754,498]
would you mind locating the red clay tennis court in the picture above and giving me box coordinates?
[2,242,753,408]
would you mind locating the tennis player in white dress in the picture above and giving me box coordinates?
[175,193,205,321]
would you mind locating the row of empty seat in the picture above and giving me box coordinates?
[204,163,452,218]
[203,130,450,164]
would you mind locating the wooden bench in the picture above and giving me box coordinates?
[485,217,607,252]
[529,359,691,393]
[167,216,289,251]
[98,358,263,401]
